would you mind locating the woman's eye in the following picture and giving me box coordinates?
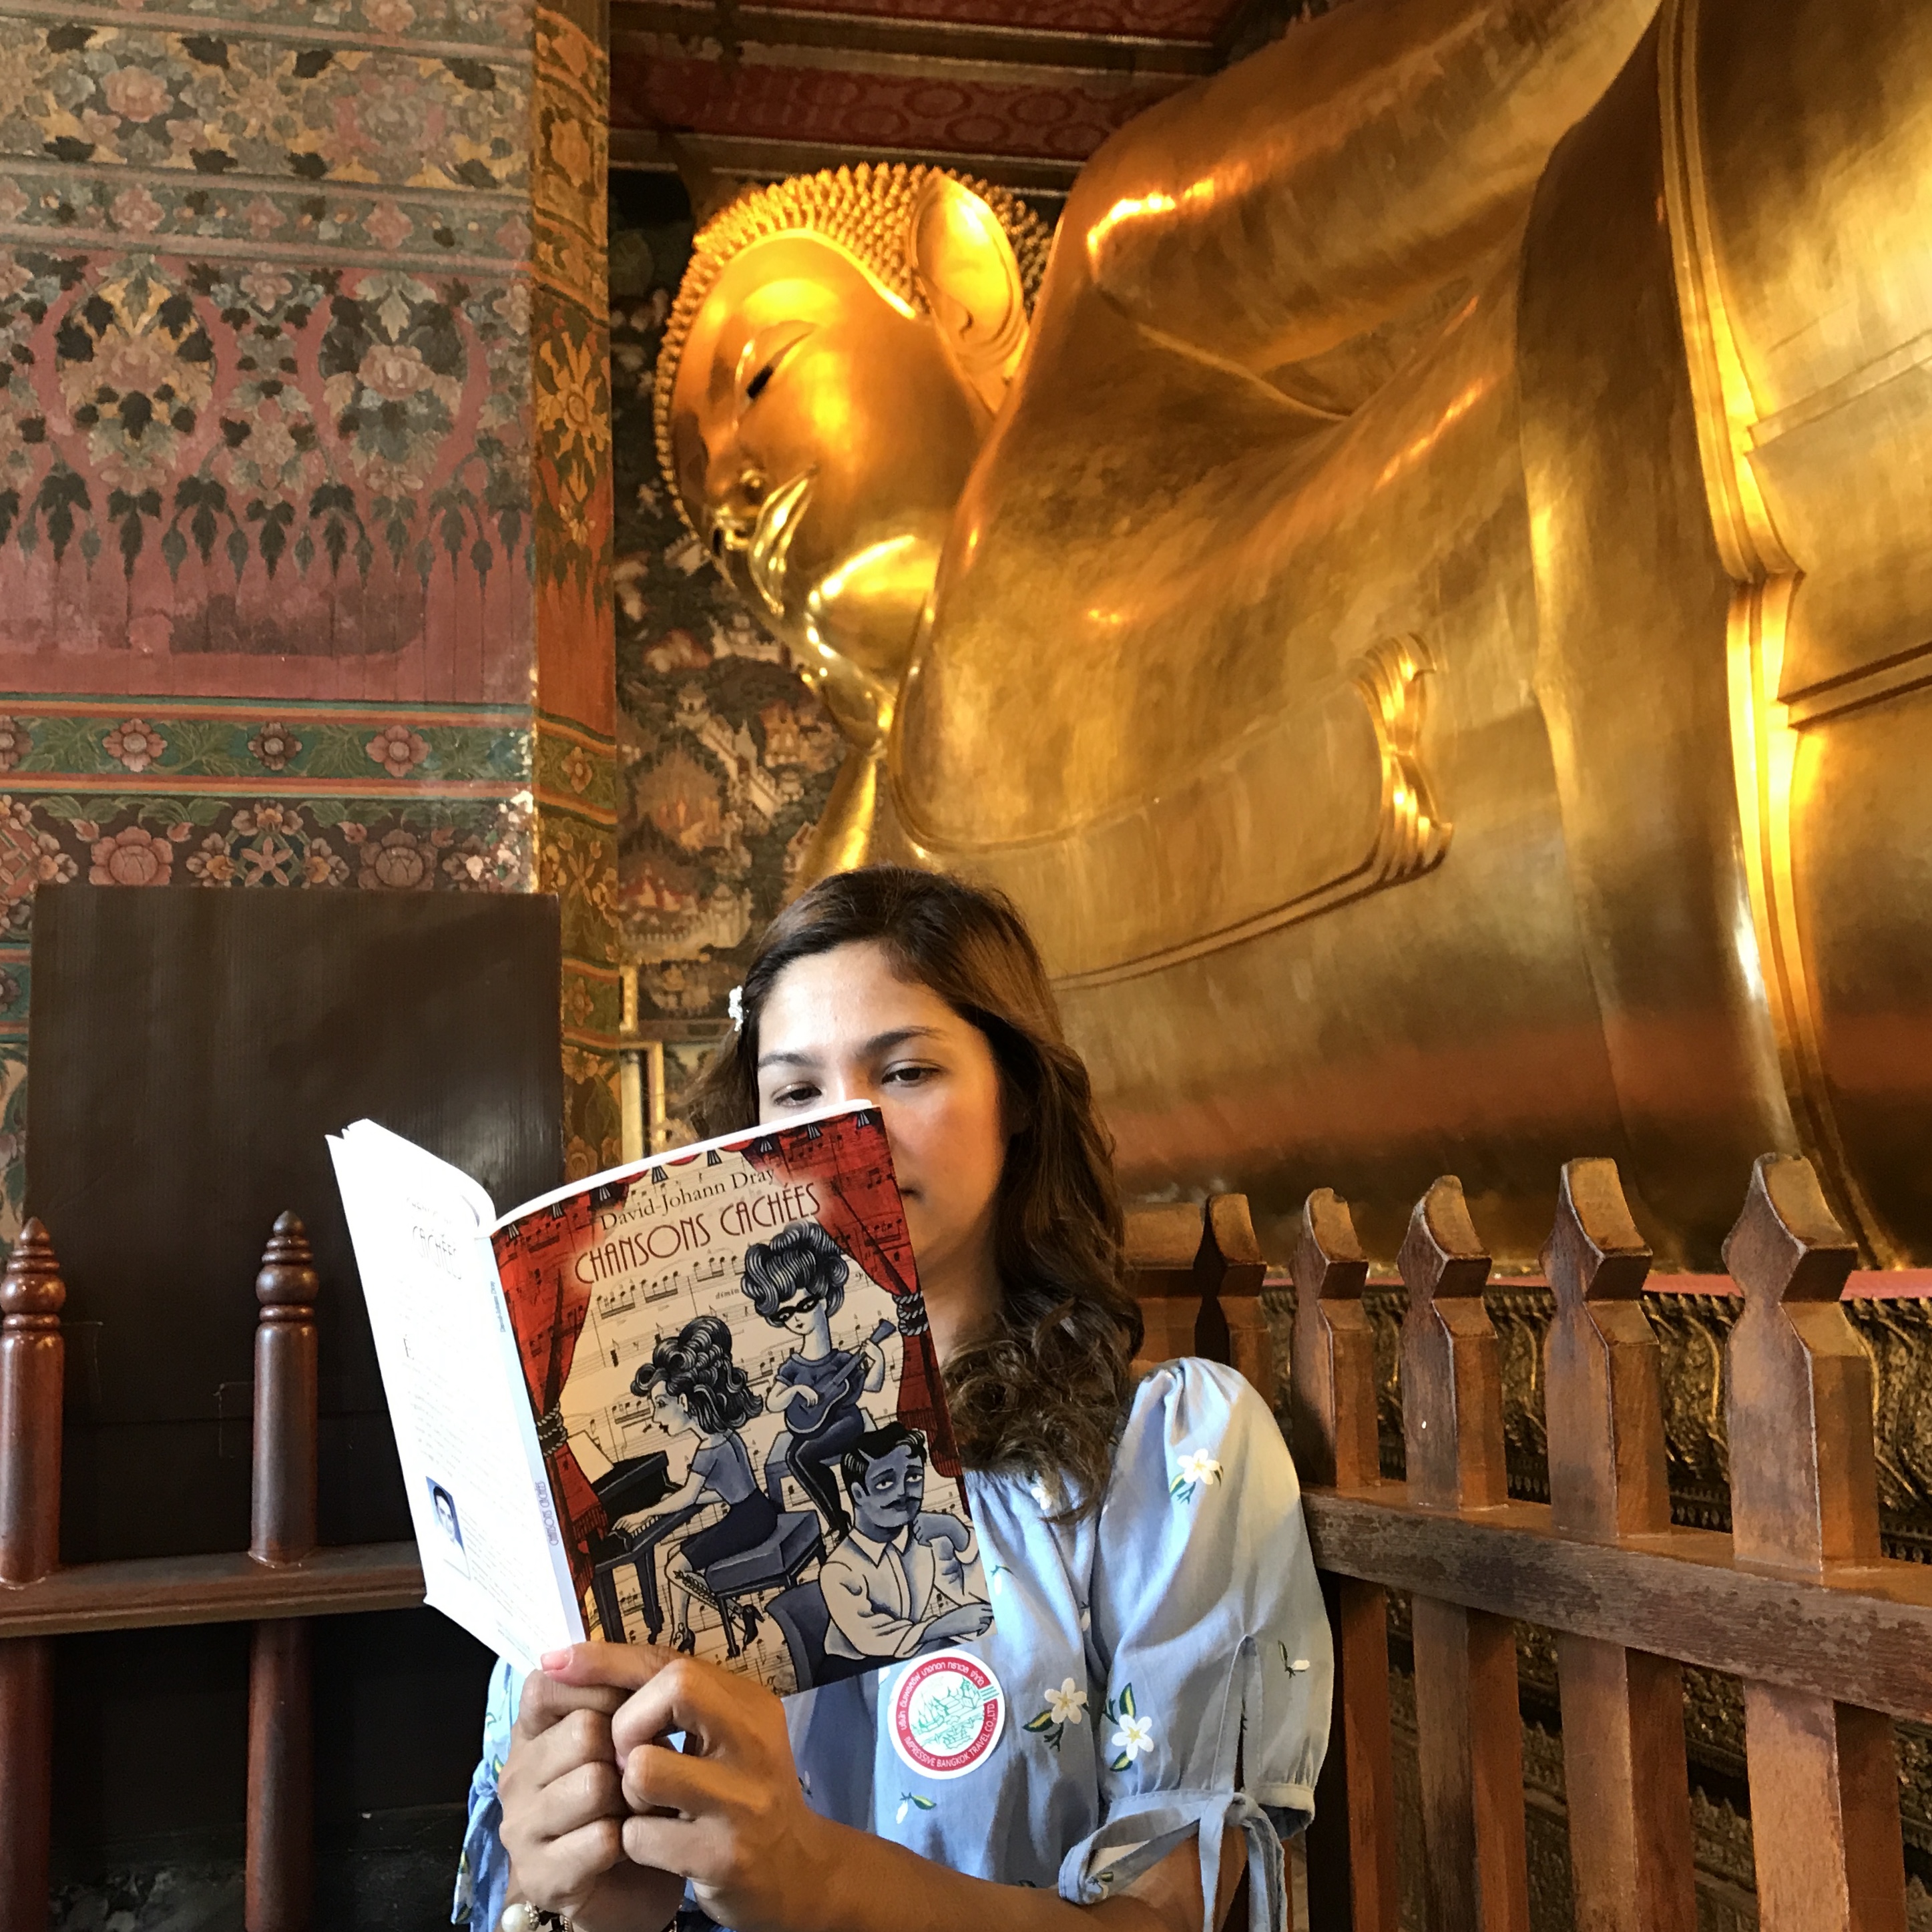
[883,1063,937,1088]
[770,1082,819,1108]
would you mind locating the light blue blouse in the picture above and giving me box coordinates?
[455,1359,1332,1932]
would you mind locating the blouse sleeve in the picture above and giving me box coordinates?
[451,1656,523,1928]
[1057,1359,1333,1932]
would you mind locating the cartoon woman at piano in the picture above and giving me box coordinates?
[609,1312,772,1652]
[742,1220,892,1539]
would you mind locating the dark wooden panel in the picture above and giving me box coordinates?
[27,887,563,1561]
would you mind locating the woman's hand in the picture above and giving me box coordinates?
[498,1661,687,1932]
[545,1641,839,1932]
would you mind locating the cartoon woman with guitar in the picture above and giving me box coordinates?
[743,1220,892,1539]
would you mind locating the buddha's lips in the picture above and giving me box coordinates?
[748,470,814,617]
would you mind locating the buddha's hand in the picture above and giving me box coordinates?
[499,1654,688,1932]
[553,1641,839,1932]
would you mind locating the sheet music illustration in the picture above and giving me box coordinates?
[490,1108,991,1694]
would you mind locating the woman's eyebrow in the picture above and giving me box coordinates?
[864,1025,944,1055]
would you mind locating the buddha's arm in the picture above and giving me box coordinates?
[1063,0,1655,371]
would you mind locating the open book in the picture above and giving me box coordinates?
[329,1102,990,1690]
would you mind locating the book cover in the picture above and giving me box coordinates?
[488,1104,991,1695]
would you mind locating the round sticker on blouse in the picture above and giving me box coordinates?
[887,1648,1006,1779]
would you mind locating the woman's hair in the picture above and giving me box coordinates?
[742,1219,849,1322]
[633,1312,760,1434]
[690,866,1142,1507]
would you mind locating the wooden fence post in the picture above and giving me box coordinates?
[1722,1155,1907,1932]
[1399,1176,1529,1932]
[1127,1201,1209,1378]
[1541,1159,1696,1932]
[1202,1194,1272,1403]
[0,1220,63,1932]
[1290,1190,1398,1932]
[246,1212,319,1932]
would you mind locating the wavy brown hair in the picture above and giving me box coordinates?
[689,867,1142,1508]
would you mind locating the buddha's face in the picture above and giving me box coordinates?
[668,234,992,744]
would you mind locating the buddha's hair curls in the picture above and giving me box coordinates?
[690,866,1142,1511]
[653,164,1053,535]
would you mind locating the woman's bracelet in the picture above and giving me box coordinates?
[501,1907,571,1932]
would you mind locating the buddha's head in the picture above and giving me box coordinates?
[656,166,1053,747]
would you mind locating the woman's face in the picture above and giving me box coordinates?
[650,1383,696,1437]
[755,939,1007,1305]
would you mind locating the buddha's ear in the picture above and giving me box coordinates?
[906,174,1029,414]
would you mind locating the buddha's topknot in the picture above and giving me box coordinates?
[652,163,1053,533]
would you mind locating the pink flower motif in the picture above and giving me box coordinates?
[364,0,417,29]
[0,718,27,774]
[109,184,165,236]
[495,212,531,258]
[244,196,280,241]
[103,66,173,124]
[238,267,295,314]
[301,840,350,887]
[365,724,429,778]
[89,826,174,887]
[103,718,166,774]
[79,108,123,146]
[0,181,25,224]
[365,200,414,251]
[358,342,432,401]
[358,828,433,891]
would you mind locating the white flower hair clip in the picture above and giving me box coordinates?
[727,984,745,1033]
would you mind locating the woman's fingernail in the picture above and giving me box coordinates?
[539,1648,571,1671]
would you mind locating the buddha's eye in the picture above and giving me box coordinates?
[732,324,815,418]
[745,363,776,403]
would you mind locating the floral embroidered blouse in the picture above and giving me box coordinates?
[455,1358,1333,1932]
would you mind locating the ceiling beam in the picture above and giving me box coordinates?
[608,123,1083,195]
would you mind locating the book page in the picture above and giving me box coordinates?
[329,1122,582,1674]
[490,1103,991,1696]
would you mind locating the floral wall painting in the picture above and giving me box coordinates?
[0,0,622,1218]
[608,174,840,1047]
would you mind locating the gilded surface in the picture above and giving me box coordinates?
[656,0,1932,1270]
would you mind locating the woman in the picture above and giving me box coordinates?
[461,867,1331,1932]
[610,1316,774,1654]
[741,1220,888,1537]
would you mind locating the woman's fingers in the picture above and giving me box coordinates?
[609,1653,775,1759]
[507,1706,620,1794]
[538,1638,680,1696]
[505,1814,626,1915]
[515,1669,626,1740]
[620,1740,736,1819]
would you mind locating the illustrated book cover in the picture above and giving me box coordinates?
[329,1102,991,1693]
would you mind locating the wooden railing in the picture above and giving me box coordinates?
[1281,1152,1925,1932]
[0,1215,423,1932]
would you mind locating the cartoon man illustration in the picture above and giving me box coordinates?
[817,1422,992,1663]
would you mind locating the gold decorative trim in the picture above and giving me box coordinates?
[1659,0,1887,1259]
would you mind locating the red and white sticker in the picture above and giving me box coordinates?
[887,1648,1005,1779]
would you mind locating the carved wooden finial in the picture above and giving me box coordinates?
[1294,1188,1369,1303]
[1542,1158,1668,1541]
[1542,1157,1650,1310]
[1722,1152,1855,1309]
[1397,1174,1490,1306]
[1,1217,65,1324]
[255,1212,318,1317]
[1399,1176,1505,1511]
[1723,1153,1875,1572]
[1201,1194,1273,1401]
[1290,1189,1377,1490]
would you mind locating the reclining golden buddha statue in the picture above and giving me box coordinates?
[655,0,1932,1271]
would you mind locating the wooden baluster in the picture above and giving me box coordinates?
[1290,1190,1399,1932]
[0,1221,63,1932]
[246,1212,318,1932]
[1200,1194,1272,1401]
[1399,1176,1529,1932]
[1126,1201,1208,1377]
[1722,1155,1907,1932]
[1541,1159,1696,1932]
